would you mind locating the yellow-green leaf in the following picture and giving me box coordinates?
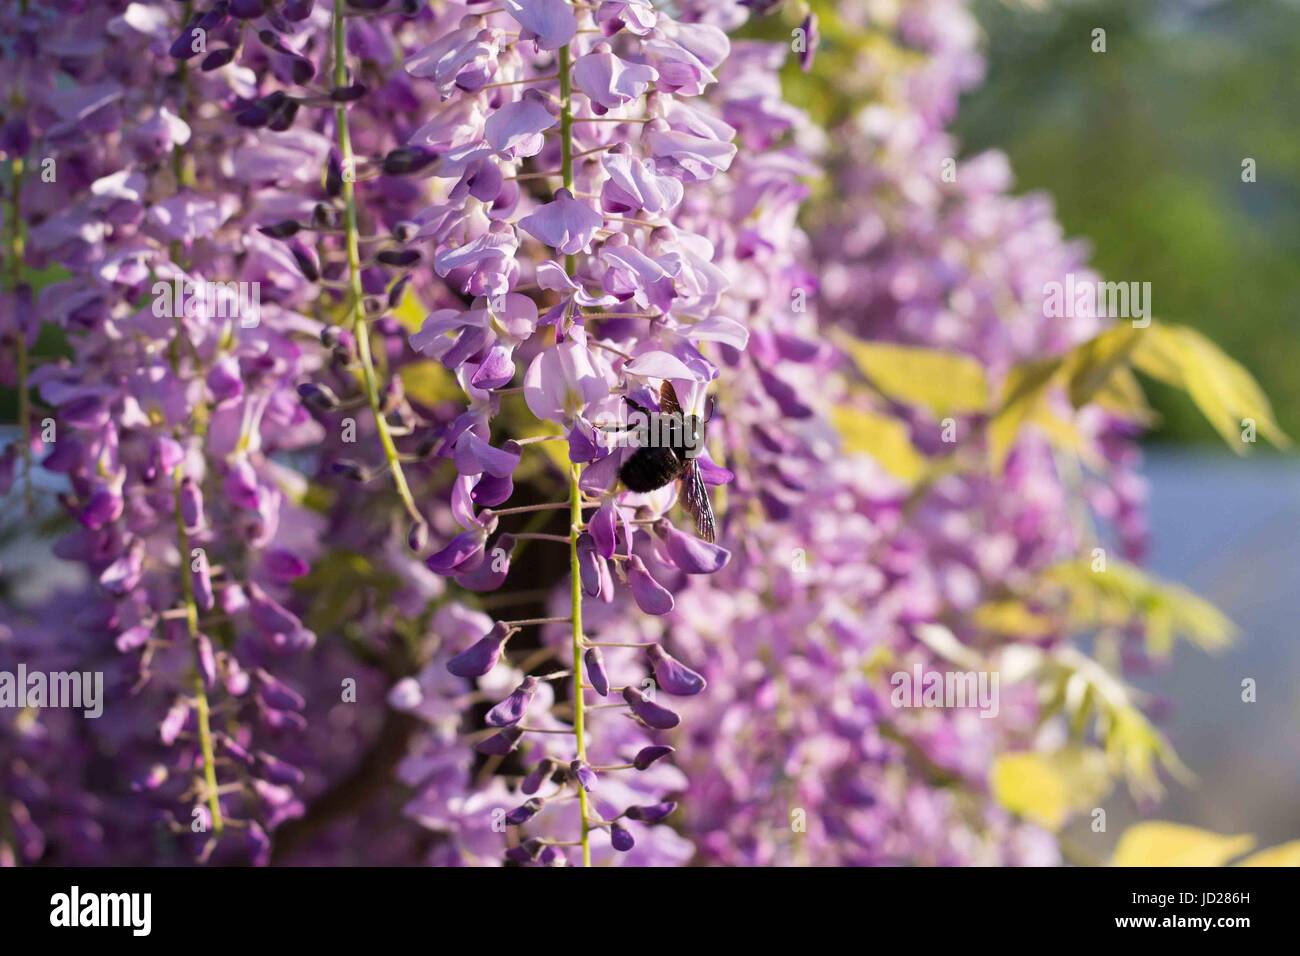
[391,285,427,333]
[972,599,1055,638]
[831,405,926,484]
[1111,823,1255,867]
[1235,839,1300,867]
[399,360,463,406]
[1062,325,1142,409]
[987,356,1064,472]
[839,337,990,417]
[1043,557,1235,656]
[1132,324,1290,450]
[1090,365,1157,425]
[992,753,1070,829]
[991,749,1110,831]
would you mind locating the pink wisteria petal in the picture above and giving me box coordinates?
[572,48,659,114]
[518,189,604,256]
[523,329,610,423]
[504,0,577,51]
[484,93,557,157]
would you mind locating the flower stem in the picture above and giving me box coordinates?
[558,37,591,866]
[569,464,591,866]
[332,0,423,530]
[7,109,32,513]
[173,466,223,836]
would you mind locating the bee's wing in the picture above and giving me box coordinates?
[658,379,684,418]
[680,458,716,543]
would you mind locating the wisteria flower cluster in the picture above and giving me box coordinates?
[0,0,1268,869]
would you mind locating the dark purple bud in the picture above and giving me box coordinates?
[297,381,340,410]
[505,797,544,826]
[627,555,674,615]
[446,622,510,678]
[255,752,305,787]
[400,0,423,15]
[329,458,368,481]
[325,150,344,197]
[609,822,635,852]
[331,84,369,102]
[521,757,558,796]
[347,0,392,10]
[632,745,674,771]
[311,203,338,229]
[647,644,706,696]
[569,760,597,792]
[169,25,205,61]
[377,248,421,268]
[200,48,237,72]
[382,145,438,176]
[284,0,313,21]
[485,676,538,727]
[288,55,315,86]
[256,669,306,711]
[236,102,271,128]
[257,29,289,53]
[583,647,609,697]
[622,686,680,730]
[387,274,414,310]
[258,219,302,239]
[407,521,429,553]
[476,726,523,755]
[267,97,300,133]
[623,801,677,824]
[287,239,320,281]
[392,221,419,245]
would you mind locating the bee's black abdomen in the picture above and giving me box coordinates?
[619,446,684,492]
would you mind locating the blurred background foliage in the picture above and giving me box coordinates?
[958,0,1300,445]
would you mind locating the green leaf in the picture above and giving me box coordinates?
[838,336,990,418]
[971,599,1055,638]
[399,360,463,406]
[1132,324,1290,450]
[830,405,927,484]
[1043,557,1235,656]
[1112,823,1255,867]
[987,356,1064,472]
[1061,325,1142,409]
[1235,839,1300,867]
[991,749,1111,830]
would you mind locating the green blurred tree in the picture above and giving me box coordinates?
[959,0,1300,444]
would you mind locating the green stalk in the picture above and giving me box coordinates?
[173,467,223,835]
[557,41,591,866]
[332,0,423,528]
[8,140,32,514]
